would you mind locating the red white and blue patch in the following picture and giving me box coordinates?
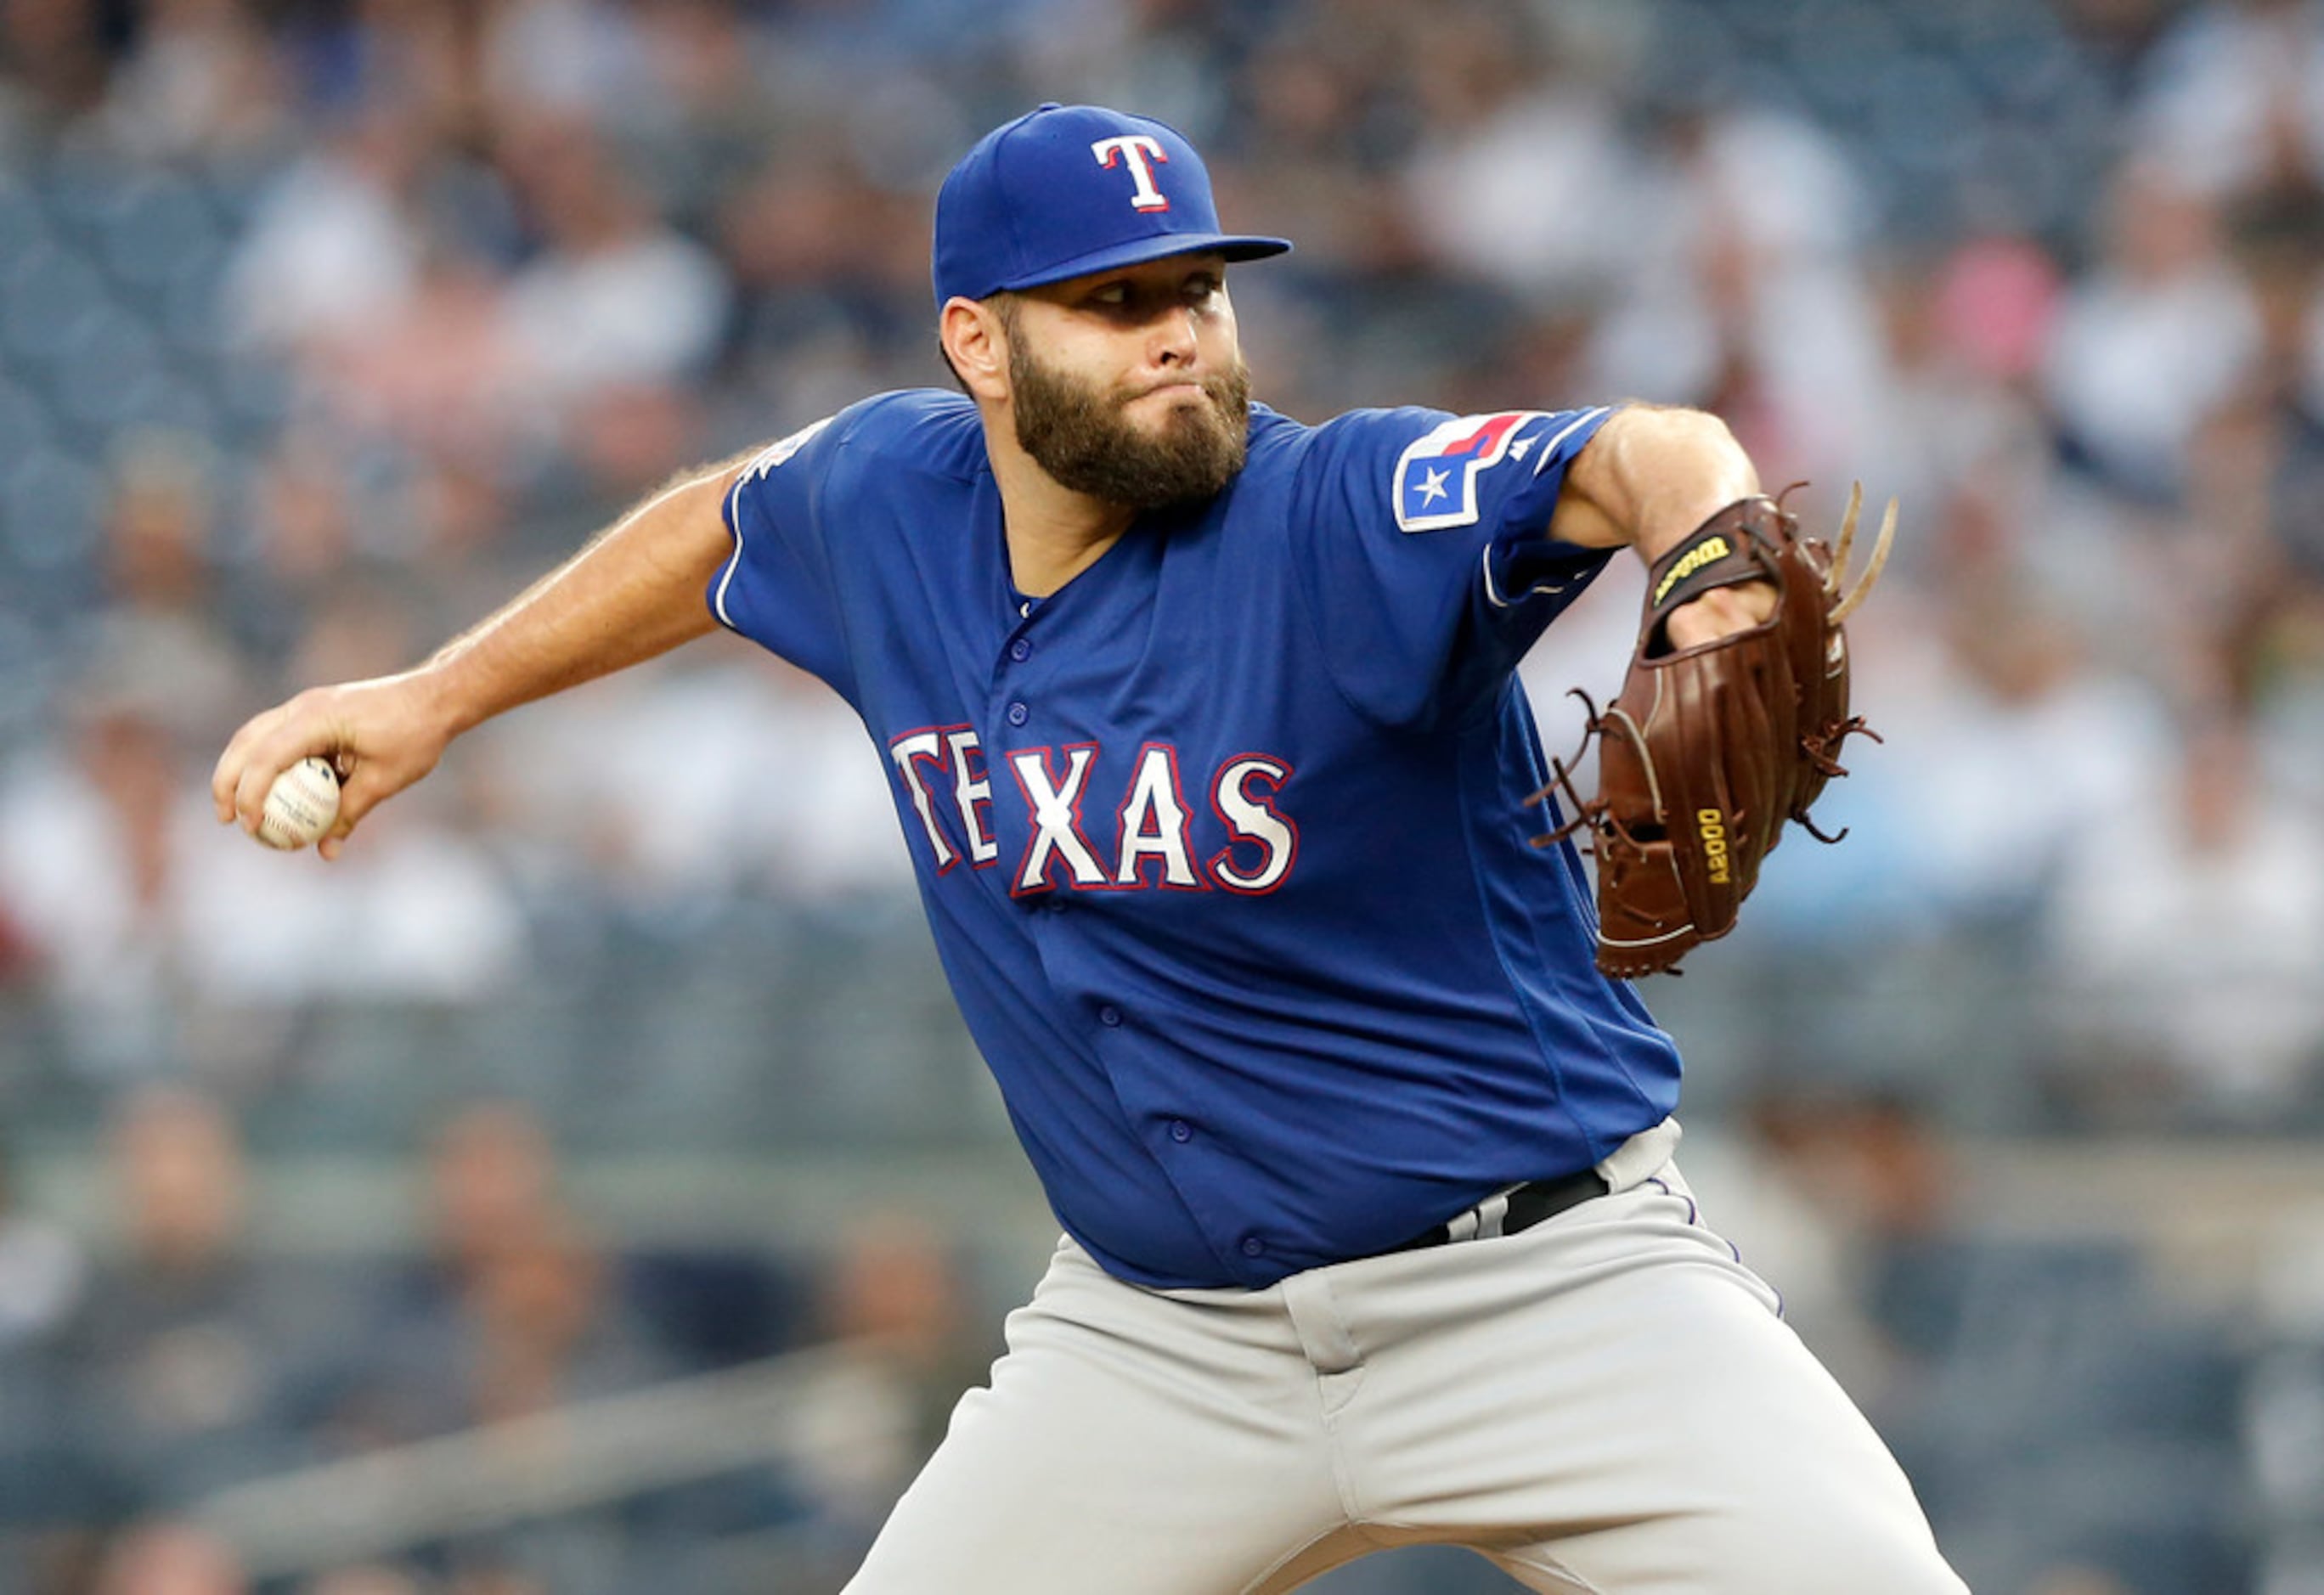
[1392,410,1549,533]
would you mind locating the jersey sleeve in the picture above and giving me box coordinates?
[1288,404,1618,730]
[709,410,860,706]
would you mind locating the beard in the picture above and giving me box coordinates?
[1010,341,1251,510]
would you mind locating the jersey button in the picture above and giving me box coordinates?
[1009,638,1033,662]
[1240,1236,1266,1258]
[1168,1119,1192,1143]
[1006,702,1029,726]
[1098,1005,1123,1028]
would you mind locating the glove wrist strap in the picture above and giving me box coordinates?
[1644,498,1785,620]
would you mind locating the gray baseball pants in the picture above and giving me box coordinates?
[844,1122,1966,1594]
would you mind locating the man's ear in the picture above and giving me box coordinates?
[941,297,1010,403]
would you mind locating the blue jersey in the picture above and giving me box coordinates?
[714,391,1682,1289]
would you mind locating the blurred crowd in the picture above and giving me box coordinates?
[0,1084,996,1594]
[1,0,2322,1132]
[0,0,2322,1120]
[4,0,2324,1589]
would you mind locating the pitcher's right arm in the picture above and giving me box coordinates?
[212,457,747,859]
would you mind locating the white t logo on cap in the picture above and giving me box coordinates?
[1091,135,1170,212]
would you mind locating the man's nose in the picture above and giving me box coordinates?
[1151,304,1199,365]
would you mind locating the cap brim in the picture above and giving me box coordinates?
[994,233,1292,295]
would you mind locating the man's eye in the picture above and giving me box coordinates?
[1091,285,1129,307]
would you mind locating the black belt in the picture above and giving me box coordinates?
[1385,1167,1610,1255]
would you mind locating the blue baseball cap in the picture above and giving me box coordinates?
[933,103,1291,307]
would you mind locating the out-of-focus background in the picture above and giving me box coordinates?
[1,0,2321,1589]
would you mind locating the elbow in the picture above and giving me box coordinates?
[1617,403,1757,490]
[1614,403,1743,459]
[1577,403,1763,558]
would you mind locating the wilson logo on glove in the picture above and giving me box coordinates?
[1528,484,1896,978]
[1653,535,1733,606]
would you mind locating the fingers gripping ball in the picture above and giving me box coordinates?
[257,757,341,851]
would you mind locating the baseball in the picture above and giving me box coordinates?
[257,757,341,850]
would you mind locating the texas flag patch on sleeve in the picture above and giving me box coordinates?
[1392,410,1553,533]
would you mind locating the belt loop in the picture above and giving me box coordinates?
[1444,1189,1514,1243]
[1595,1116,1683,1194]
[1473,1190,1512,1240]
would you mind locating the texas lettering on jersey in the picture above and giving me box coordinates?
[886,729,1297,896]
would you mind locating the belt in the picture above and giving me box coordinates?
[1385,1167,1610,1255]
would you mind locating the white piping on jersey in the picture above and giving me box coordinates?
[713,482,747,630]
[1481,545,1570,610]
[1485,405,1615,608]
[715,415,836,631]
[1531,406,1611,474]
[743,416,834,482]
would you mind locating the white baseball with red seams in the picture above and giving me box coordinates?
[257,757,340,850]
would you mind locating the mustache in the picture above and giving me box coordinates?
[1117,369,1244,407]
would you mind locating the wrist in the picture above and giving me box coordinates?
[398,655,481,744]
[1633,490,1770,569]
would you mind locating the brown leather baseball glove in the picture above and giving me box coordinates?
[1533,486,1895,978]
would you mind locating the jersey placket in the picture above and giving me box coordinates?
[989,584,1278,1283]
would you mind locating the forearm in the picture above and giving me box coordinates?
[419,465,737,737]
[215,457,745,854]
[1548,405,1762,562]
[1552,405,1774,648]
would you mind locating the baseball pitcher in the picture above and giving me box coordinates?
[215,104,1959,1593]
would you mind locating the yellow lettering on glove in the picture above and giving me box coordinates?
[1697,808,1731,884]
[1654,535,1734,607]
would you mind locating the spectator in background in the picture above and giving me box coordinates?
[0,1137,91,1589]
[2044,716,2324,1125]
[785,1214,989,1568]
[1742,1088,1960,1427]
[477,0,646,124]
[2213,189,2324,724]
[1869,565,2178,932]
[714,132,952,437]
[455,1211,653,1428]
[2134,0,2324,203]
[324,1102,668,1448]
[317,235,525,480]
[221,431,370,668]
[1585,75,1886,488]
[487,649,911,918]
[67,1087,335,1512]
[1854,239,2061,585]
[605,0,789,242]
[493,110,731,432]
[0,657,218,1078]
[91,1518,250,1595]
[90,431,249,732]
[0,1141,82,1360]
[1398,5,1641,311]
[223,99,432,364]
[0,0,113,132]
[421,1102,565,1288]
[2042,159,2261,504]
[99,0,288,164]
